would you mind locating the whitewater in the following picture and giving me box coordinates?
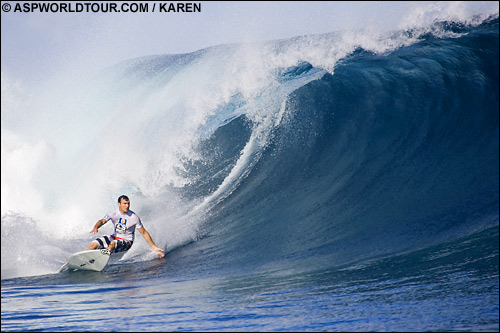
[2,5,499,332]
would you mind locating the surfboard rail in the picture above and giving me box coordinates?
[60,249,111,272]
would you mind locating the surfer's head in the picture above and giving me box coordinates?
[117,195,130,213]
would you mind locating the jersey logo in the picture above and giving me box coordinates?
[116,218,127,233]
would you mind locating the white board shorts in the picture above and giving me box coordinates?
[92,235,133,252]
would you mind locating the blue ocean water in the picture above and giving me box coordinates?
[1,16,499,332]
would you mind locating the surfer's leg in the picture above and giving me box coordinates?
[88,240,100,250]
[88,236,112,250]
[114,239,133,253]
[106,240,117,254]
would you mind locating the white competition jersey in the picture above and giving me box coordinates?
[103,209,143,242]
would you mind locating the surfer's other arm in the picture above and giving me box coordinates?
[137,226,165,258]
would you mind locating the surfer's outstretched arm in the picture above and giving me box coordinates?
[137,226,165,258]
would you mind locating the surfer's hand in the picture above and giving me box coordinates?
[90,227,99,234]
[154,247,165,258]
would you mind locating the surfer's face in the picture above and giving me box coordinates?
[118,199,130,214]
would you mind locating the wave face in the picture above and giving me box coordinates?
[169,17,500,276]
[1,17,498,285]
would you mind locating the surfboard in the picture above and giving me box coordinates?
[59,249,111,272]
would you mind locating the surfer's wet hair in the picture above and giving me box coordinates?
[118,195,130,203]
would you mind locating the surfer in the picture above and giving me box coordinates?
[87,195,165,258]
